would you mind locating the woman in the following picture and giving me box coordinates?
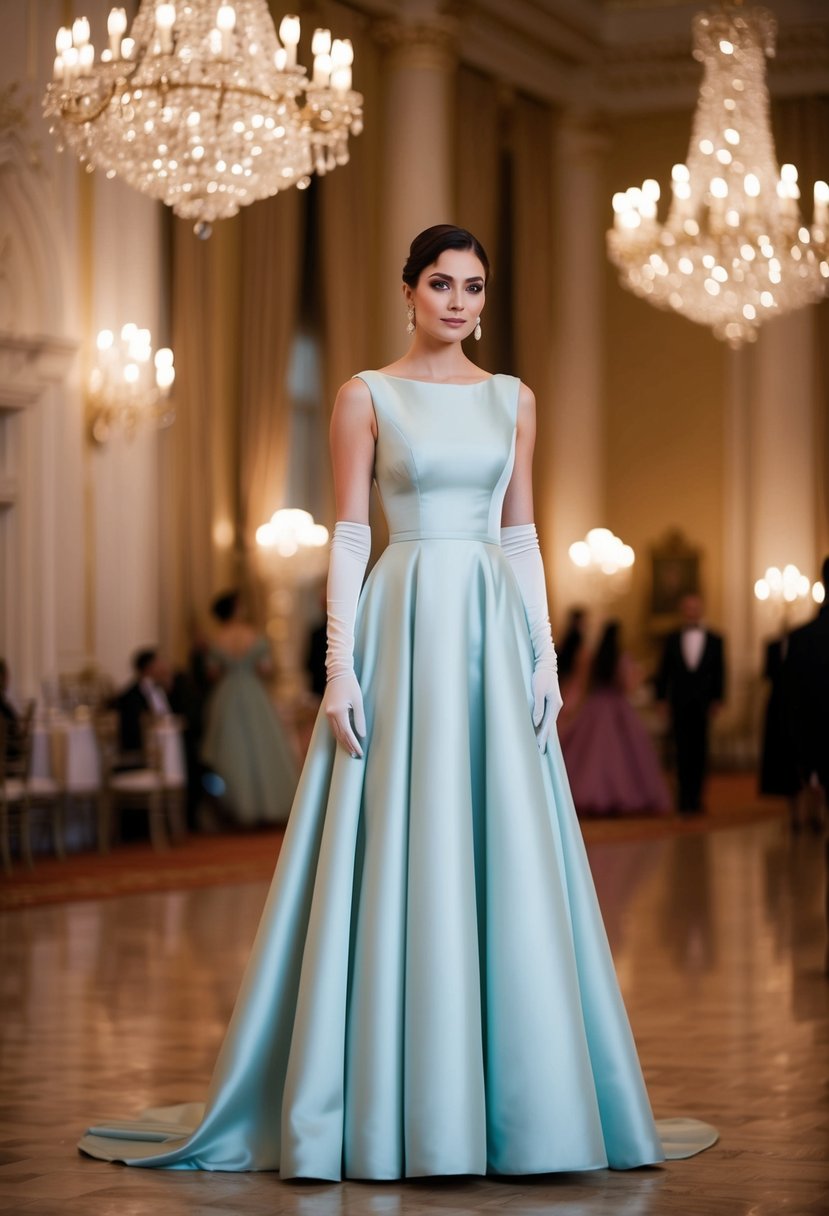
[560,621,672,816]
[201,590,298,825]
[80,226,714,1178]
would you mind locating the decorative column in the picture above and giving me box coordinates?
[376,15,457,362]
[547,112,607,617]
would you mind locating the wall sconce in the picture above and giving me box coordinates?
[754,564,824,625]
[569,527,635,602]
[256,509,330,701]
[87,324,175,443]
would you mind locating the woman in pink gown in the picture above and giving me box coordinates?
[560,621,672,816]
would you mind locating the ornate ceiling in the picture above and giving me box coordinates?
[341,0,829,110]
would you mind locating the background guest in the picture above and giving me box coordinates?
[112,648,172,761]
[169,624,213,831]
[560,620,671,816]
[304,585,328,700]
[759,632,803,831]
[0,658,21,762]
[556,606,590,726]
[201,590,298,827]
[782,555,829,833]
[655,593,725,814]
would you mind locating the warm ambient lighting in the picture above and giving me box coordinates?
[607,2,829,347]
[44,2,363,236]
[87,324,174,443]
[569,528,635,576]
[754,564,823,606]
[256,509,330,703]
[256,509,329,558]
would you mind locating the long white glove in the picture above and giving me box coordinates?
[501,523,563,753]
[322,521,371,758]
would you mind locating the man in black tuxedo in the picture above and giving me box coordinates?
[655,594,726,813]
[112,648,173,762]
[783,555,829,797]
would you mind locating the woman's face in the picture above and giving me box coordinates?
[404,248,486,345]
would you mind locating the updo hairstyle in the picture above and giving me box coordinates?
[402,225,490,288]
[211,589,240,622]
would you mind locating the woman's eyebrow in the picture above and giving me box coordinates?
[427,273,484,283]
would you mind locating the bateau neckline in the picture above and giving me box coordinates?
[372,370,498,387]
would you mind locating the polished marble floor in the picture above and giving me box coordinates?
[1,813,827,1215]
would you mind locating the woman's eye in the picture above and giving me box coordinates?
[430,280,449,290]
[467,284,483,294]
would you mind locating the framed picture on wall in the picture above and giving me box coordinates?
[650,529,701,629]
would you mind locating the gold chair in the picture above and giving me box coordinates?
[94,712,175,852]
[0,705,64,873]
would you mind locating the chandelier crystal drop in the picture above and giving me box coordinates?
[43,2,363,235]
[607,2,829,347]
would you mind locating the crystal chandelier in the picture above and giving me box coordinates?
[87,324,175,443]
[43,2,363,236]
[607,1,829,347]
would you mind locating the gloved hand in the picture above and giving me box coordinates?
[321,521,371,758]
[501,523,563,753]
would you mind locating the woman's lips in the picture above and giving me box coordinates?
[441,318,466,326]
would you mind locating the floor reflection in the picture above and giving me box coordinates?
[1,815,827,1214]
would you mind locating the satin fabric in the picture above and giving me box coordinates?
[79,372,716,1178]
[201,637,298,825]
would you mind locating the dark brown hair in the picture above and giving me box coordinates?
[211,590,240,622]
[402,225,490,287]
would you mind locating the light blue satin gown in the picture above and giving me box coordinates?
[79,372,716,1179]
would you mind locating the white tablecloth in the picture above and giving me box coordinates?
[30,718,101,793]
[30,715,186,790]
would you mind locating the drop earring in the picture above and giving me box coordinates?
[406,304,415,335]
[474,317,482,342]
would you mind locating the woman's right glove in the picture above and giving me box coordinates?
[322,521,371,757]
[501,523,563,753]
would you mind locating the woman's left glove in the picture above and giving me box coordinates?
[501,523,563,753]
[322,521,371,758]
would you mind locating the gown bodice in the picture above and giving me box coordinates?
[209,636,269,675]
[355,372,520,543]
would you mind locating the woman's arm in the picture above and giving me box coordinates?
[501,382,536,527]
[499,384,563,748]
[329,377,377,523]
[323,378,377,757]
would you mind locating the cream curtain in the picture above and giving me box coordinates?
[160,218,242,660]
[160,191,303,656]
[238,188,303,547]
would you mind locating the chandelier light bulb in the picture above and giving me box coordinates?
[108,8,127,37]
[97,329,114,351]
[311,27,331,56]
[216,5,236,32]
[607,2,829,346]
[814,582,826,604]
[72,17,91,47]
[44,1,364,230]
